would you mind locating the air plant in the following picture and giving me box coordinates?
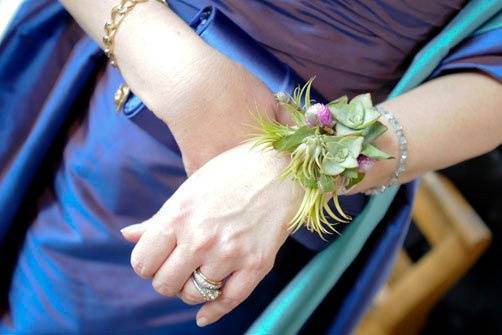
[251,79,392,238]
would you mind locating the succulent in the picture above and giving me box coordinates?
[321,136,363,176]
[329,93,381,133]
[250,79,393,238]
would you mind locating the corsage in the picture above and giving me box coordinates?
[251,79,393,237]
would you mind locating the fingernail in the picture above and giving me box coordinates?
[196,316,208,327]
[120,224,141,235]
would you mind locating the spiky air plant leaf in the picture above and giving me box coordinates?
[250,78,393,238]
[248,114,295,150]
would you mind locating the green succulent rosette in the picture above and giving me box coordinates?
[251,79,393,238]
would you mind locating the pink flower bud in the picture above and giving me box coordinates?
[305,103,333,127]
[317,104,333,127]
[357,154,376,173]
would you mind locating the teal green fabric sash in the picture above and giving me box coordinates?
[246,1,502,334]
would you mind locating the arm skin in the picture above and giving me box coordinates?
[59,0,278,174]
[349,72,502,193]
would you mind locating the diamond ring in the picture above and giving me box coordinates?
[191,268,224,302]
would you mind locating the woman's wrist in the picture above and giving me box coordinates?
[152,52,279,174]
[111,0,216,113]
[345,102,402,195]
[173,61,279,173]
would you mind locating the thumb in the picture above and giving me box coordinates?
[120,223,148,243]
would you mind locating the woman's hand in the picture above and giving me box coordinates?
[120,142,304,326]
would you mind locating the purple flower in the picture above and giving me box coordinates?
[357,154,376,173]
[305,103,333,127]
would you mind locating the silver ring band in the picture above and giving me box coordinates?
[192,276,221,302]
[193,269,224,290]
[191,268,224,302]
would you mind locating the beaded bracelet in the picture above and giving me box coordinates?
[364,106,408,195]
[103,0,166,111]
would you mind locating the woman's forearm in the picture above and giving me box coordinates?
[59,0,278,172]
[351,72,502,193]
[59,0,217,114]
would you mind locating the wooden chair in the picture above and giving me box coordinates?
[355,172,492,335]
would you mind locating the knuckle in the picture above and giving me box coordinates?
[183,290,202,303]
[148,226,171,243]
[264,259,275,272]
[218,233,246,258]
[219,243,243,261]
[191,234,217,254]
[157,199,189,225]
[178,197,192,212]
[170,206,187,223]
[246,253,271,272]
[152,280,178,296]
[131,255,150,278]
[219,295,241,309]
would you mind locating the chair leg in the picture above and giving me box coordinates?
[355,172,491,335]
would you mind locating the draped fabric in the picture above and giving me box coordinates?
[190,0,467,101]
[432,26,502,79]
[0,1,501,334]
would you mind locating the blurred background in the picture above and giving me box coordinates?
[424,149,502,334]
[356,148,501,335]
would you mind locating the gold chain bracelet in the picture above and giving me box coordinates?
[103,0,166,111]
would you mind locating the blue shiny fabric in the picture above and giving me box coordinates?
[1,1,502,334]
[0,0,81,243]
[189,0,468,101]
[432,26,502,80]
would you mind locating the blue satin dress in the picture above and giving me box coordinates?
[1,1,501,334]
